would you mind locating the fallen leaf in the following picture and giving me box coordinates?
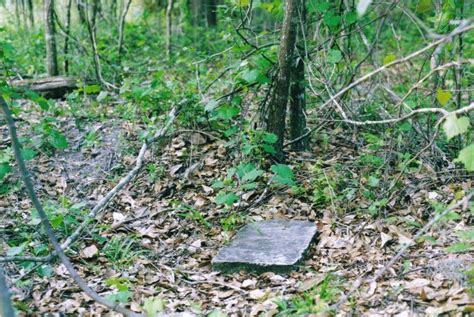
[81,245,98,258]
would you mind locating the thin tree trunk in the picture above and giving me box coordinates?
[44,0,59,76]
[63,0,73,74]
[15,0,21,29]
[265,0,298,157]
[0,268,14,317]
[80,0,109,87]
[166,0,174,58]
[76,0,86,25]
[27,0,34,28]
[289,0,308,151]
[117,0,132,61]
[206,0,217,27]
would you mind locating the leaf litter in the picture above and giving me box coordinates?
[1,100,473,316]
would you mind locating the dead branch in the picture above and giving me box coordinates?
[0,267,14,317]
[0,96,143,317]
[286,20,474,146]
[0,107,176,263]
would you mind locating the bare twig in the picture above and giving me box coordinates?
[0,107,177,263]
[0,96,143,317]
[286,21,474,146]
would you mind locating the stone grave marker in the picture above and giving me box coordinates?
[212,220,317,273]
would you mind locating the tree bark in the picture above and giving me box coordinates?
[265,0,298,157]
[27,0,34,28]
[206,0,217,27]
[289,0,308,151]
[76,0,87,25]
[0,268,14,317]
[117,0,133,61]
[166,0,174,58]
[63,0,73,74]
[44,0,59,76]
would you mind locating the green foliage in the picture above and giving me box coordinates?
[443,114,470,140]
[454,144,474,171]
[276,274,340,315]
[143,297,166,317]
[177,205,212,228]
[102,236,146,268]
[271,164,295,186]
[105,277,133,304]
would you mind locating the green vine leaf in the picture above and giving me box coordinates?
[442,114,470,140]
[454,144,474,171]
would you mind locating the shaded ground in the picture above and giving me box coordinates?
[1,101,473,316]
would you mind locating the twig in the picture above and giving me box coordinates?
[330,191,474,311]
[0,107,177,263]
[0,96,143,317]
[286,21,474,146]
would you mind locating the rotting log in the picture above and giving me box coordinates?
[11,76,78,98]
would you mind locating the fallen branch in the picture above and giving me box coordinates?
[0,107,177,263]
[0,96,143,316]
[0,267,14,317]
[330,191,474,311]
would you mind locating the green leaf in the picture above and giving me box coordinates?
[84,84,101,94]
[48,130,69,150]
[6,245,23,256]
[21,148,36,160]
[416,0,432,13]
[240,69,259,84]
[271,164,295,186]
[143,297,166,317]
[0,163,11,180]
[357,0,372,16]
[262,132,278,144]
[36,96,50,111]
[208,310,228,317]
[327,49,342,63]
[436,88,452,106]
[367,175,380,187]
[242,168,263,183]
[442,114,470,140]
[262,144,276,154]
[454,144,474,171]
[383,54,396,65]
[346,11,358,24]
[37,264,54,277]
[457,229,474,241]
[216,105,240,120]
[0,149,13,163]
[323,12,341,27]
[215,191,238,206]
[446,242,471,253]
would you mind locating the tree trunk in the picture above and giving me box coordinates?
[0,268,14,317]
[27,0,34,28]
[117,0,133,61]
[76,0,87,25]
[44,0,59,76]
[166,0,174,58]
[63,0,73,74]
[289,0,308,151]
[265,0,298,157]
[206,0,217,27]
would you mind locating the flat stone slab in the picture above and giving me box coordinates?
[212,220,317,273]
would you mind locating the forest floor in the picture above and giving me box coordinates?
[2,99,473,316]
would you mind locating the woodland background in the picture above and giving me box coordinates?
[0,0,473,316]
